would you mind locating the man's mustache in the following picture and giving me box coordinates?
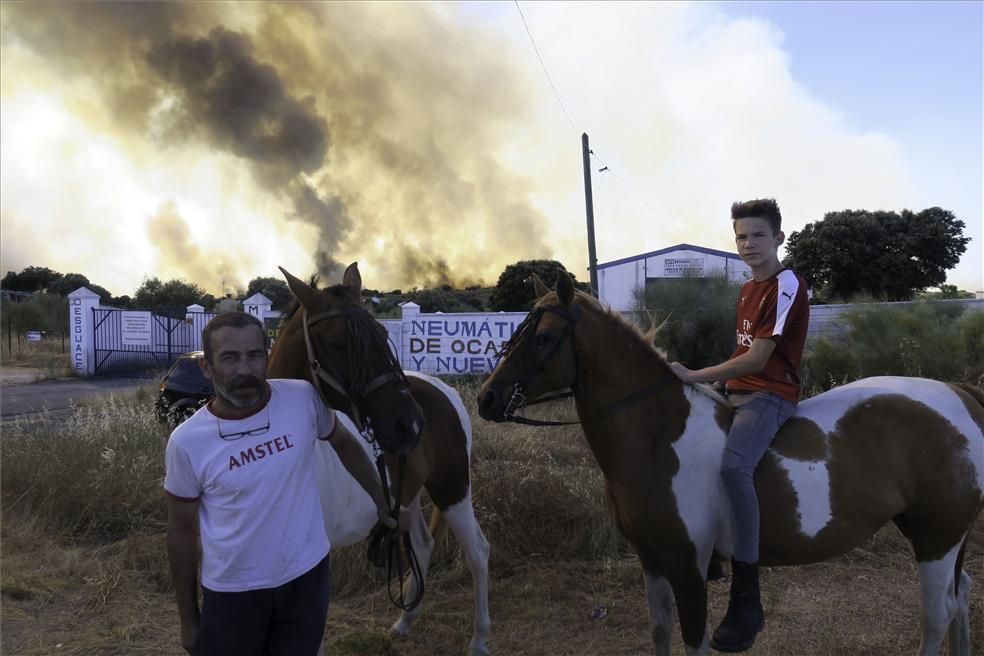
[232,376,262,391]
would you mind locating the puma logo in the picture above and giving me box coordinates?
[782,291,793,300]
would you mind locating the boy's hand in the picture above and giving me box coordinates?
[669,362,695,383]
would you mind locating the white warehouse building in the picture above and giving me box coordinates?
[597,243,752,311]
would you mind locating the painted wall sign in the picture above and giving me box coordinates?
[403,315,526,374]
[120,311,153,347]
[71,297,85,373]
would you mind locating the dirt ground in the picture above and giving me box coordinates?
[2,516,981,656]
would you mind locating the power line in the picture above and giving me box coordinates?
[513,1,579,137]
[590,151,682,228]
[512,2,681,230]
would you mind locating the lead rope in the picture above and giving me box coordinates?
[366,450,425,612]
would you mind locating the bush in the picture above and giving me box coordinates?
[633,274,741,369]
[1,388,169,540]
[801,303,984,394]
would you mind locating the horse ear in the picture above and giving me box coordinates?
[342,262,362,300]
[532,273,550,299]
[556,271,574,306]
[279,266,319,309]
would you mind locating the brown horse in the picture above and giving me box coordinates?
[267,263,490,656]
[478,272,983,656]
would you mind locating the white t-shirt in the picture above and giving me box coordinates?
[164,379,336,592]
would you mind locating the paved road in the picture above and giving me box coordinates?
[0,377,151,422]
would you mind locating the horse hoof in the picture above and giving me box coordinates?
[389,622,411,639]
[467,641,490,656]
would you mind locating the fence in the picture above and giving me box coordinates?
[67,285,984,377]
[91,309,217,375]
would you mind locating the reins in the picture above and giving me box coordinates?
[499,303,674,427]
[301,307,424,612]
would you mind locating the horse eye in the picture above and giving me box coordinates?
[534,333,554,348]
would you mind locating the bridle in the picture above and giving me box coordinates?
[301,306,424,611]
[498,303,675,426]
[302,307,408,437]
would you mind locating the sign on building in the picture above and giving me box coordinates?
[121,311,153,347]
[662,257,704,277]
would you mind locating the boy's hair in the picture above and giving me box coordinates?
[731,198,782,235]
[201,311,267,362]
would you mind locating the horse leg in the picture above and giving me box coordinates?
[641,548,709,656]
[671,577,710,656]
[913,541,964,656]
[442,489,491,656]
[946,569,972,656]
[389,494,434,639]
[640,566,673,656]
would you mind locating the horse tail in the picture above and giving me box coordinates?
[954,506,980,598]
[429,507,445,538]
[949,382,984,598]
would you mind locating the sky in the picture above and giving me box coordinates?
[1,1,981,297]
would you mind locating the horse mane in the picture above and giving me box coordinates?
[552,290,730,406]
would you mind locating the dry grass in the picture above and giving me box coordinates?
[2,380,982,655]
[0,342,74,383]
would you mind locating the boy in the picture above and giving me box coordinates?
[669,198,810,652]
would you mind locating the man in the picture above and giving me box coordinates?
[165,312,397,656]
[669,198,810,653]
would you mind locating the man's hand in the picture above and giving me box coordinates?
[669,361,695,383]
[179,616,200,655]
[377,504,411,533]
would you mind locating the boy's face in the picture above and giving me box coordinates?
[733,216,784,268]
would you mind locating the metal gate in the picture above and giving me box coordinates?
[92,309,217,376]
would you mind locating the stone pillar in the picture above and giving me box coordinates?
[398,302,420,369]
[68,287,101,376]
[242,293,273,323]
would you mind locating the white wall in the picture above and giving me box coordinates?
[599,248,752,311]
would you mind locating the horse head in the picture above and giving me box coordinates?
[478,271,583,422]
[278,263,425,455]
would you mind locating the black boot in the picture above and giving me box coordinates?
[711,560,764,653]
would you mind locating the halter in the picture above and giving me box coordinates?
[498,303,674,426]
[301,305,424,611]
[302,307,407,437]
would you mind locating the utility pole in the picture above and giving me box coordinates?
[581,132,599,296]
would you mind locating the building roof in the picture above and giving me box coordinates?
[596,243,742,270]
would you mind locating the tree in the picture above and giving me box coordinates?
[245,276,292,311]
[784,207,969,301]
[133,277,216,315]
[488,260,589,311]
[44,273,112,302]
[2,266,63,292]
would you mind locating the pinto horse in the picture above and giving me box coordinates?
[266,263,490,656]
[477,272,983,656]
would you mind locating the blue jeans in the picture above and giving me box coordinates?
[199,554,331,656]
[722,391,796,563]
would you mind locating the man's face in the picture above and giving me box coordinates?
[201,325,268,410]
[733,216,784,268]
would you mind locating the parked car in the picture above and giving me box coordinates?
[155,351,213,427]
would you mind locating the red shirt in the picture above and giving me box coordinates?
[727,268,810,403]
